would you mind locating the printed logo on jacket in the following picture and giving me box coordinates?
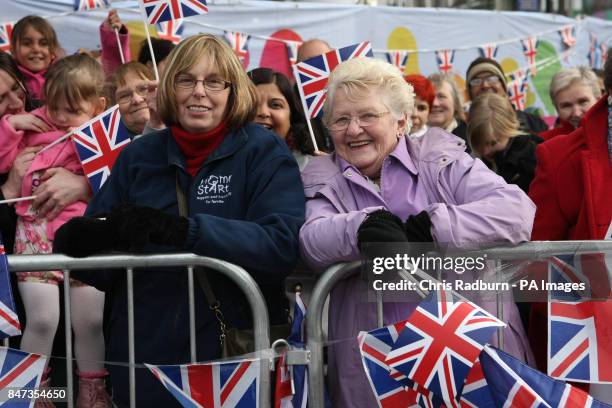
[197,174,233,204]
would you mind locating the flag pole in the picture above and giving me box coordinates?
[36,131,74,156]
[138,3,160,81]
[0,195,36,205]
[291,64,320,154]
[114,28,126,64]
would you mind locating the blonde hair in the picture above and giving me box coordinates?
[107,62,154,105]
[549,66,601,106]
[322,57,414,124]
[467,93,520,157]
[157,34,258,131]
[44,54,106,113]
[428,73,465,121]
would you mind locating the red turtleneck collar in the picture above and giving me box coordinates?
[171,121,228,177]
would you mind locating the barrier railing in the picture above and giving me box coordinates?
[7,253,271,408]
[305,240,612,407]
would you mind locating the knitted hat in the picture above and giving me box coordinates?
[466,57,507,98]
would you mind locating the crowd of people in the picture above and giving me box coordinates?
[0,8,610,408]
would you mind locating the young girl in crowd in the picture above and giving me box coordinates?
[0,54,111,407]
[10,11,130,106]
[9,16,63,105]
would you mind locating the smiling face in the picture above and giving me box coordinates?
[428,80,455,129]
[254,82,291,139]
[14,26,53,73]
[116,71,151,134]
[328,87,405,179]
[175,56,230,133]
[0,69,26,117]
[554,82,598,129]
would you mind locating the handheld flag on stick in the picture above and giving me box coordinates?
[71,105,131,194]
[0,235,21,338]
[385,289,505,405]
[0,22,14,54]
[481,345,611,407]
[74,0,110,10]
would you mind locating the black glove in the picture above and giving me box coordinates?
[53,216,114,257]
[107,204,189,251]
[357,209,408,249]
[404,210,434,242]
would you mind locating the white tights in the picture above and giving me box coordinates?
[18,282,106,373]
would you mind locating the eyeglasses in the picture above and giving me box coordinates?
[116,84,149,105]
[469,75,501,87]
[328,111,390,132]
[174,75,231,92]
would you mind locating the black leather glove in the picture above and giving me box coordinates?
[107,204,189,251]
[404,210,434,242]
[53,216,114,257]
[357,209,408,249]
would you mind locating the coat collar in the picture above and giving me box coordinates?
[166,126,248,172]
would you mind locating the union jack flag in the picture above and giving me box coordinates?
[548,254,611,301]
[548,300,612,384]
[521,36,539,76]
[294,41,373,118]
[435,49,455,74]
[285,40,302,66]
[481,345,610,407]
[478,44,498,60]
[71,105,131,194]
[140,0,208,25]
[0,347,48,406]
[0,22,14,54]
[458,360,495,408]
[358,320,443,407]
[507,69,529,111]
[385,289,504,406]
[275,292,308,408]
[588,34,607,70]
[147,359,260,407]
[223,31,250,69]
[74,0,109,11]
[0,235,20,339]
[385,51,410,72]
[157,19,184,44]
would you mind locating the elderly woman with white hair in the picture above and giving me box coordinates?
[541,66,601,141]
[299,57,536,407]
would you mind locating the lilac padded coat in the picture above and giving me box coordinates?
[299,128,536,407]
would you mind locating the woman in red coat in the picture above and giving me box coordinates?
[528,52,612,402]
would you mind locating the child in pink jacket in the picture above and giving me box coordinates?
[10,11,131,104]
[0,54,112,407]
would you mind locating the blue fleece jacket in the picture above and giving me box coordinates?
[74,123,305,407]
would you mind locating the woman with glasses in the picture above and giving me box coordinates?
[0,51,90,253]
[299,57,535,407]
[107,61,159,138]
[53,34,304,407]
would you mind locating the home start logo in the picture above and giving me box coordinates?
[197,174,233,204]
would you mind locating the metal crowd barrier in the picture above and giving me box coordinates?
[6,253,271,408]
[305,240,612,407]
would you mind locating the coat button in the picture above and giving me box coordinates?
[346,172,352,177]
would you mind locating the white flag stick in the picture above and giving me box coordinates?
[36,130,74,156]
[0,195,36,205]
[114,28,126,64]
[291,64,320,153]
[138,2,160,82]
